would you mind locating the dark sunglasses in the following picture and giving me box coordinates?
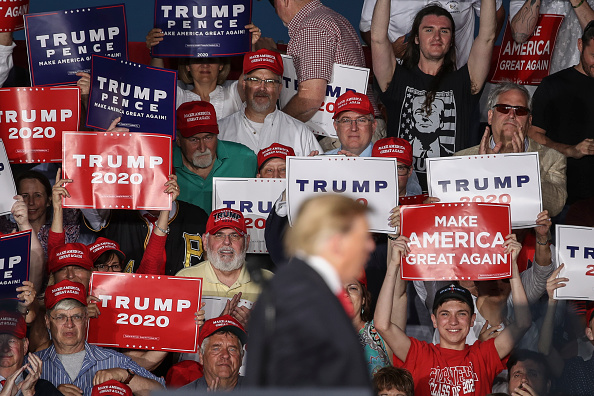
[492,104,531,117]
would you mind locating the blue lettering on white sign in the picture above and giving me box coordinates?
[295,179,388,193]
[437,175,531,192]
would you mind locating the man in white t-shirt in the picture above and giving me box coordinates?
[218,49,321,157]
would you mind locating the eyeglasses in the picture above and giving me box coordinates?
[211,232,243,242]
[492,104,530,117]
[244,77,281,87]
[397,165,411,176]
[94,263,122,272]
[335,117,372,126]
[49,314,86,325]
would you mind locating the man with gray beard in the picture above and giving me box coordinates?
[176,208,273,328]
[174,101,257,214]
[218,49,321,156]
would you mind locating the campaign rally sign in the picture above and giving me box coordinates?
[87,273,202,352]
[286,156,398,233]
[400,203,512,281]
[213,177,285,254]
[554,225,594,300]
[24,4,128,86]
[0,140,16,216]
[279,56,370,138]
[62,132,172,210]
[491,15,564,85]
[86,55,177,135]
[0,0,29,32]
[0,87,80,163]
[0,231,30,299]
[153,0,252,58]
[427,153,542,228]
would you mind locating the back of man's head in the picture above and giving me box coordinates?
[285,194,368,257]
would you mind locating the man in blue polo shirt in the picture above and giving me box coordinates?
[174,101,257,214]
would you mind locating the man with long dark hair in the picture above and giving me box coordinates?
[371,0,497,189]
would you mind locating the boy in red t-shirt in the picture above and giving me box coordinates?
[375,235,532,396]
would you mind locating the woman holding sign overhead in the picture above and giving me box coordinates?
[146,23,262,118]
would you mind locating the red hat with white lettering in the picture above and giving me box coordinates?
[48,243,93,274]
[45,280,88,309]
[88,237,126,263]
[176,101,219,138]
[205,208,247,236]
[372,137,413,166]
[0,311,27,339]
[243,49,284,76]
[198,315,247,347]
[333,91,374,119]
[257,143,295,170]
[91,380,132,396]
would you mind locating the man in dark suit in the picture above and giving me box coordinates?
[246,194,374,388]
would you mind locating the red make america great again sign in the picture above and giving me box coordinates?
[62,131,171,210]
[87,273,202,352]
[0,87,80,163]
[400,202,511,281]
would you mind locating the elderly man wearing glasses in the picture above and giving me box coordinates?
[456,82,567,218]
[37,280,164,395]
[218,49,321,157]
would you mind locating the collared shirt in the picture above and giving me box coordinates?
[173,140,257,214]
[36,342,165,395]
[218,107,322,156]
[176,260,273,304]
[0,372,23,396]
[302,254,342,295]
[287,0,379,115]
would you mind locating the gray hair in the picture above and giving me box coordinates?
[486,82,532,111]
[200,330,244,357]
[47,299,87,315]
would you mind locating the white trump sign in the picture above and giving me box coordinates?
[555,225,594,300]
[427,153,542,228]
[0,140,17,216]
[279,55,370,138]
[286,156,398,233]
[213,177,286,254]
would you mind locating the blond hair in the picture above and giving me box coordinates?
[285,194,368,256]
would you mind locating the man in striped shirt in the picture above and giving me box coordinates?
[36,280,165,395]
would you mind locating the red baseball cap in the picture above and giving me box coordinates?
[198,315,247,347]
[88,237,126,263]
[587,305,594,326]
[91,380,132,396]
[372,137,413,167]
[243,49,284,76]
[45,280,88,309]
[205,208,247,236]
[165,360,204,388]
[333,91,374,119]
[0,311,26,339]
[48,243,93,274]
[257,143,295,170]
[176,101,219,138]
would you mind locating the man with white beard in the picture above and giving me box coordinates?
[174,101,257,214]
[176,208,273,327]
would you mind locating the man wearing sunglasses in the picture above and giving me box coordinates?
[456,82,567,218]
[218,49,321,157]
[528,22,594,217]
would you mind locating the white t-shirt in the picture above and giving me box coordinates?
[359,0,503,68]
[176,80,242,120]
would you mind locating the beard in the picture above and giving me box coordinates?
[206,244,246,272]
[249,91,273,113]
[191,148,214,168]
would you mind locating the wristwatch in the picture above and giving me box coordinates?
[122,369,135,384]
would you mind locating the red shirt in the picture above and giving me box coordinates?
[396,337,505,396]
